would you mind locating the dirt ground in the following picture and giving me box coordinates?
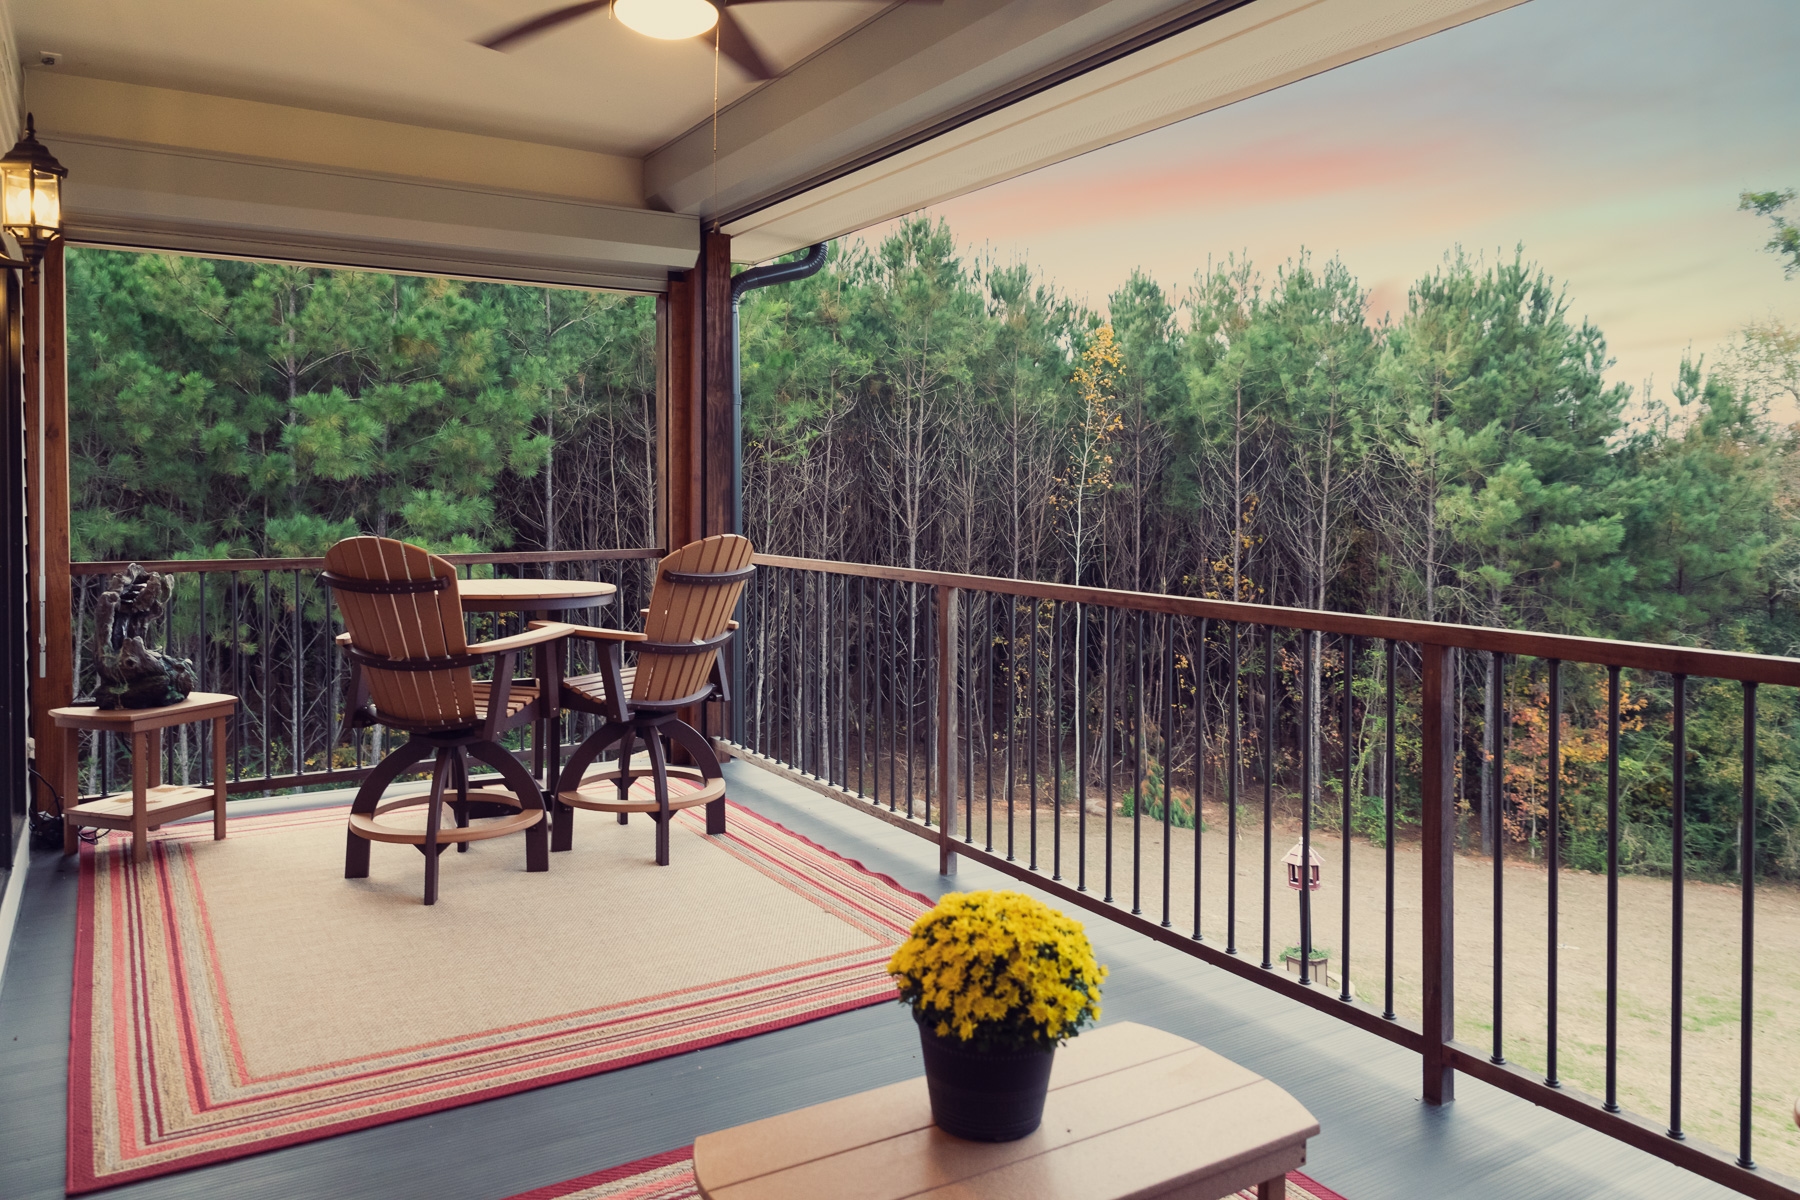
[936,794,1800,1175]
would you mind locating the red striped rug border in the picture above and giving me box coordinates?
[68,801,929,1194]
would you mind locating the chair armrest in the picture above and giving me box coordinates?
[531,619,646,643]
[468,621,579,656]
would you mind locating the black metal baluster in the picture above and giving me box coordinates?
[1262,624,1274,970]
[1029,600,1040,871]
[1547,658,1562,1088]
[906,582,917,819]
[837,575,846,790]
[1341,634,1355,1002]
[857,576,867,797]
[1078,603,1088,893]
[1738,681,1757,1170]
[1670,673,1687,1140]
[1104,608,1115,904]
[1491,651,1506,1061]
[984,593,994,850]
[1162,614,1174,929]
[799,572,810,775]
[1605,663,1622,1112]
[887,581,898,810]
[1228,622,1239,955]
[1383,639,1396,1020]
[876,580,886,809]
[923,586,933,828]
[786,571,797,769]
[1195,618,1208,941]
[1007,597,1018,860]
[1053,601,1064,880]
[1132,608,1144,915]
[293,570,303,780]
[1300,633,1313,985]
[964,587,974,843]
[262,570,272,781]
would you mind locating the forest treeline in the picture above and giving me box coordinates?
[66,248,658,562]
[736,214,1800,879]
[65,196,1800,878]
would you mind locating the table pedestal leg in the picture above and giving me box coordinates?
[1257,1175,1287,1200]
[212,716,229,840]
[131,731,151,864]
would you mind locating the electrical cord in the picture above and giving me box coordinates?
[27,763,102,849]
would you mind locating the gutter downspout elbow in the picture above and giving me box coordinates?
[727,242,827,747]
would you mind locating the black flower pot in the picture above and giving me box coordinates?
[917,1019,1056,1141]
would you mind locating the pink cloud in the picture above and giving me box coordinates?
[944,135,1453,237]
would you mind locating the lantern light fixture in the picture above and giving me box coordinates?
[0,113,65,276]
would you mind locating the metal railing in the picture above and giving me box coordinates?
[63,544,1800,1195]
[68,549,664,801]
[734,553,1800,1200]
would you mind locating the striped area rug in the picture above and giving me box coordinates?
[69,800,930,1194]
[503,1146,1350,1199]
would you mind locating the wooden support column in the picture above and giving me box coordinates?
[698,228,733,542]
[1420,641,1456,1105]
[662,229,736,744]
[660,272,701,550]
[660,230,733,548]
[25,241,73,814]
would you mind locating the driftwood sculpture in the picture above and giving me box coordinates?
[93,563,197,710]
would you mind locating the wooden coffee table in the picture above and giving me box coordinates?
[692,1022,1318,1200]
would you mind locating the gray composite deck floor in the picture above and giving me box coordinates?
[0,760,1749,1200]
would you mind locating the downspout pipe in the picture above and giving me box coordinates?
[729,241,827,538]
[728,241,827,746]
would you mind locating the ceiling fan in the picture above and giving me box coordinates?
[476,0,934,82]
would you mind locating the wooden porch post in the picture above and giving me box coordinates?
[662,229,736,743]
[659,232,733,548]
[25,240,73,816]
[1420,641,1456,1105]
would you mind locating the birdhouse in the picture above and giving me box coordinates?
[1284,841,1323,891]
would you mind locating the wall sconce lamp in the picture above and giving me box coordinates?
[0,114,65,281]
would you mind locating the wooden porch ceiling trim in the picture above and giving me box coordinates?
[54,139,696,293]
[716,0,1529,262]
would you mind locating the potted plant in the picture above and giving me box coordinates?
[1280,944,1330,984]
[888,890,1107,1141]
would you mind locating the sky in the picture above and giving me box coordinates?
[865,0,1800,416]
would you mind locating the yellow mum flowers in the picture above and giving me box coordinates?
[888,890,1107,1050]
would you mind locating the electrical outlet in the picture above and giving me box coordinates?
[38,51,62,67]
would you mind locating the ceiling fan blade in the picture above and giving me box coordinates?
[476,0,609,50]
[713,8,774,80]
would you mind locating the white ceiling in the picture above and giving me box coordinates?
[11,0,891,157]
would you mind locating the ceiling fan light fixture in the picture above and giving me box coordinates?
[614,0,719,41]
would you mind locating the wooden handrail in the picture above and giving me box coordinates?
[70,547,665,576]
[752,553,1800,687]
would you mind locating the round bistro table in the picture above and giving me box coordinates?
[458,577,619,793]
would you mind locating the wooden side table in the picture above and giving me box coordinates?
[50,692,239,862]
[693,1022,1319,1200]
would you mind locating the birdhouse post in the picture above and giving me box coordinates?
[1284,841,1323,891]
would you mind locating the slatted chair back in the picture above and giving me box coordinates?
[323,537,479,730]
[632,535,755,707]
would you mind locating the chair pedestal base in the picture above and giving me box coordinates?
[552,719,727,865]
[345,735,549,904]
